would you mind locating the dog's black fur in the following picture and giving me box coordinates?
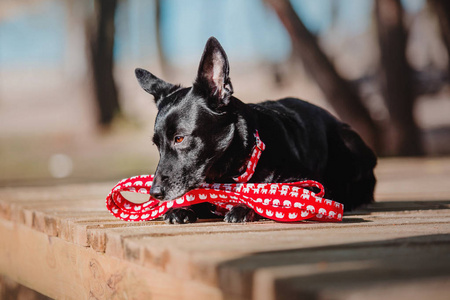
[135,37,377,224]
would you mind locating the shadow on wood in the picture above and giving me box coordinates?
[218,234,450,300]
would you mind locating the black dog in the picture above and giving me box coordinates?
[135,37,376,224]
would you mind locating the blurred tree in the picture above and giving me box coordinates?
[85,0,120,127]
[375,0,424,155]
[429,0,450,79]
[264,0,381,153]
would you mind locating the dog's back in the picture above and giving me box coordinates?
[249,97,377,211]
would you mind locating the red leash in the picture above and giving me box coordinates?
[105,131,344,222]
[105,175,344,222]
[233,131,265,183]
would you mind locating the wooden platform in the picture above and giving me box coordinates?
[1,158,450,299]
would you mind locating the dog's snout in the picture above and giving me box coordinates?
[150,185,165,200]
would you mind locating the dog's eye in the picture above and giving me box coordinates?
[174,136,185,144]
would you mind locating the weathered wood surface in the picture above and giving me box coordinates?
[0,158,449,299]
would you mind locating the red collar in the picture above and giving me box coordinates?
[233,131,265,183]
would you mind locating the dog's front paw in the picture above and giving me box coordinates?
[163,208,197,224]
[224,204,261,223]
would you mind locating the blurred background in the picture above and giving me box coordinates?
[0,0,449,186]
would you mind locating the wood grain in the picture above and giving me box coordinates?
[0,158,449,299]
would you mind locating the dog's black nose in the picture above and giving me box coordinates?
[150,186,165,200]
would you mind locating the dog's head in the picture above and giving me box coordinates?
[135,37,240,200]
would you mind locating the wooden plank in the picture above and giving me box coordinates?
[35,210,114,242]
[87,221,166,252]
[0,218,223,300]
[86,207,450,266]
[0,158,449,299]
[375,157,450,201]
[60,215,123,246]
[115,213,450,287]
[251,234,450,300]
[0,274,51,300]
[2,210,448,300]
[12,203,106,237]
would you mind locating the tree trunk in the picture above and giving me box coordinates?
[376,0,424,156]
[429,0,450,79]
[86,0,120,126]
[264,0,381,153]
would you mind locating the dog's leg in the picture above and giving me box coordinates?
[191,203,222,219]
[163,208,197,224]
[224,204,261,223]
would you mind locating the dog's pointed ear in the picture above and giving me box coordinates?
[194,37,233,107]
[135,68,174,105]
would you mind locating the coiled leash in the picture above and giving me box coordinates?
[105,132,344,222]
